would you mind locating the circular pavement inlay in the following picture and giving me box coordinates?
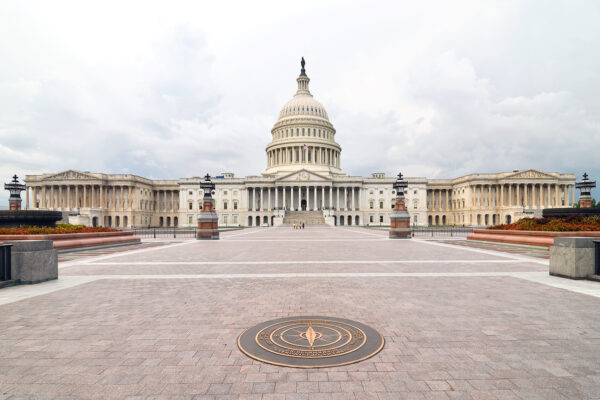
[237,316,384,368]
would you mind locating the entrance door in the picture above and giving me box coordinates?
[301,199,307,211]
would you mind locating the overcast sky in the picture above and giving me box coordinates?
[1,0,599,205]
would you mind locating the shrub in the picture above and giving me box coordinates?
[488,216,600,232]
[0,225,119,235]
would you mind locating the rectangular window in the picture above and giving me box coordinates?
[369,201,374,209]
[379,202,384,209]
[379,215,384,223]
[369,215,373,223]
[413,200,418,209]
[233,202,238,210]
[223,202,228,210]
[233,215,238,224]
[188,215,193,224]
[223,215,228,225]
[189,202,193,210]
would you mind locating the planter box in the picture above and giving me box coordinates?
[0,231,140,250]
[467,229,600,248]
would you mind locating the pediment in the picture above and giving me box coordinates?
[44,170,98,181]
[506,169,555,179]
[277,169,331,183]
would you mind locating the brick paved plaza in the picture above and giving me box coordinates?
[1,226,600,399]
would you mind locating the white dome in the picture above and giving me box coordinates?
[278,96,329,121]
[263,58,343,178]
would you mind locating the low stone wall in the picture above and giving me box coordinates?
[4,240,57,284]
[0,231,140,250]
[550,237,600,279]
[467,229,600,248]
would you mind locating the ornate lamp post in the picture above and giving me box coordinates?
[196,174,219,240]
[4,175,26,211]
[575,173,596,208]
[389,172,411,239]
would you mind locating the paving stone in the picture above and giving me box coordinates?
[0,227,599,399]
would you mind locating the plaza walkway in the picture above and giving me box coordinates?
[1,226,600,399]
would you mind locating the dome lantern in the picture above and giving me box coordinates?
[296,57,311,96]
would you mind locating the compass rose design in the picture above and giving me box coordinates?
[238,316,384,368]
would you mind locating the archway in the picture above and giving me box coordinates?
[428,216,432,226]
[355,215,359,225]
[248,216,253,226]
[263,216,268,225]
[123,216,128,227]
[174,217,178,227]
[476,215,481,225]
[435,215,439,225]
[166,217,171,227]
[116,216,120,227]
[271,216,275,226]
[339,216,345,226]
[442,215,446,225]
[506,215,512,224]
[333,215,337,225]
[347,215,352,226]
[256,216,260,226]
[492,214,496,225]
[484,214,489,225]
[92,217,98,227]
[159,216,164,227]
[301,199,307,211]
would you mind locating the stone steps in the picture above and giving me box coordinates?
[283,211,326,225]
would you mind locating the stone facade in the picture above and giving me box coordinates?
[23,61,576,228]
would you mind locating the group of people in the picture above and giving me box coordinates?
[292,223,305,229]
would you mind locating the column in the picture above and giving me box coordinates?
[508,184,512,207]
[524,184,528,207]
[351,187,355,210]
[571,185,575,205]
[113,186,117,210]
[252,187,256,211]
[321,186,325,209]
[81,185,86,208]
[538,184,542,208]
[25,187,29,210]
[488,185,491,209]
[128,186,133,210]
[313,186,317,210]
[500,185,504,208]
[343,187,347,210]
[41,186,46,208]
[329,186,332,209]
[297,186,301,210]
[554,184,559,207]
[49,186,54,208]
[445,189,449,210]
[275,187,279,210]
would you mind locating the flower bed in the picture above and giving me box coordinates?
[0,224,118,235]
[488,216,600,232]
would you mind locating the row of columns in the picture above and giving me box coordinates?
[247,186,360,211]
[267,146,340,168]
[428,183,575,211]
[27,185,179,212]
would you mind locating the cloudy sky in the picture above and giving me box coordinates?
[1,0,599,205]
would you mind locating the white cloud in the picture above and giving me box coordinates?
[1,0,599,205]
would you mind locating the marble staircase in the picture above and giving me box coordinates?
[282,211,326,225]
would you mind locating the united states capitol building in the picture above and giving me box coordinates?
[25,60,575,228]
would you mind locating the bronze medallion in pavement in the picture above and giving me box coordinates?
[237,316,384,368]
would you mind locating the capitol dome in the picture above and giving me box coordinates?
[264,58,343,178]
